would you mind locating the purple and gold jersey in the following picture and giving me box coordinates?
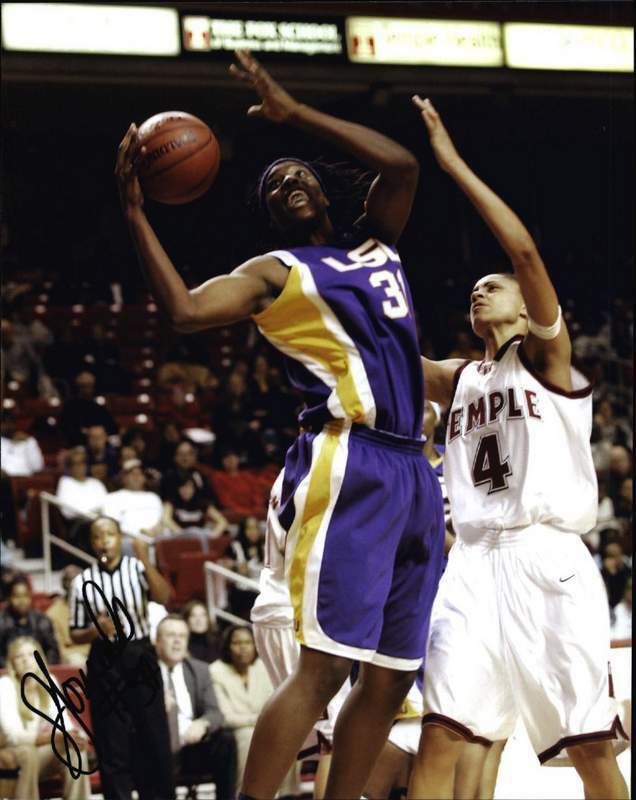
[252,237,424,439]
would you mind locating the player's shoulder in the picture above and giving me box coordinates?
[233,254,291,294]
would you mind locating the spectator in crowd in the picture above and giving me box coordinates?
[594,398,632,450]
[212,372,263,462]
[600,540,632,609]
[0,576,60,668]
[119,445,139,467]
[7,297,54,350]
[122,426,148,462]
[0,411,44,542]
[210,450,268,521]
[154,615,237,799]
[79,320,130,394]
[85,423,119,483]
[591,417,613,473]
[182,601,222,664]
[45,565,90,667]
[610,577,632,640]
[445,329,482,361]
[59,370,117,446]
[607,444,632,504]
[103,459,164,547]
[69,516,174,800]
[224,516,265,620]
[0,566,22,603]
[248,354,275,426]
[56,447,107,526]
[162,476,228,549]
[1,318,57,399]
[0,410,44,477]
[210,625,274,788]
[41,325,85,386]
[160,438,217,505]
[584,478,620,554]
[615,477,632,521]
[152,421,182,473]
[0,636,90,800]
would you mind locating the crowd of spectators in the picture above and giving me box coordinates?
[1,267,632,623]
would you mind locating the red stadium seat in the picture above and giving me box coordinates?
[155,537,203,588]
[10,474,59,552]
[31,592,58,612]
[108,394,155,415]
[173,535,232,606]
[21,397,63,417]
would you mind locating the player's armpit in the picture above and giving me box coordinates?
[176,256,289,332]
[421,357,466,406]
[522,324,574,393]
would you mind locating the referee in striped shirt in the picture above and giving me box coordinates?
[69,515,174,800]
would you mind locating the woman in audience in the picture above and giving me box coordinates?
[0,636,90,800]
[209,625,274,788]
[162,475,228,550]
[182,600,222,663]
[223,517,265,620]
[55,447,107,526]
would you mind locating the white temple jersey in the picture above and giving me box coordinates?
[444,337,597,543]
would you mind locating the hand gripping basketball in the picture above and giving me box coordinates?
[115,123,146,214]
[229,49,300,123]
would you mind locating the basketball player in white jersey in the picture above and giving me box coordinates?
[408,97,629,799]
[250,471,352,799]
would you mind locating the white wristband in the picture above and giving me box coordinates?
[528,306,562,340]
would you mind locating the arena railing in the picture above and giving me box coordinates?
[39,491,154,593]
[203,560,260,628]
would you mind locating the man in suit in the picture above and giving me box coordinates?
[155,615,237,800]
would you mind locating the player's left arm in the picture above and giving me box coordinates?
[230,49,418,244]
[414,96,572,390]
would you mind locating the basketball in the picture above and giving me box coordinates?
[137,111,220,205]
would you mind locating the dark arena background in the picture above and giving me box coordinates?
[0,3,632,799]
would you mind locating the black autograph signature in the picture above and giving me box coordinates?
[20,579,162,778]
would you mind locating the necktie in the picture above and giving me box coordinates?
[165,667,180,753]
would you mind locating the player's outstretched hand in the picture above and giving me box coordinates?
[229,49,300,123]
[115,123,146,214]
[412,96,461,173]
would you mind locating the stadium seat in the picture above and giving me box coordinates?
[173,535,232,606]
[10,474,59,552]
[30,591,58,612]
[155,537,203,588]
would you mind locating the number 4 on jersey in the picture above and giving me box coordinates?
[472,433,512,493]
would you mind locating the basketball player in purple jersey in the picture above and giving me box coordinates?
[407,97,628,799]
[115,50,445,799]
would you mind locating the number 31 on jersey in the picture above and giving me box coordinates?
[321,238,410,320]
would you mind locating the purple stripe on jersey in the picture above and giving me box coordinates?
[277,431,317,534]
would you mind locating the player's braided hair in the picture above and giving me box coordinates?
[246,158,374,251]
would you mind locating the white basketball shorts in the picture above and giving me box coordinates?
[423,524,629,762]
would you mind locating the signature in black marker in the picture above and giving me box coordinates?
[21,579,162,778]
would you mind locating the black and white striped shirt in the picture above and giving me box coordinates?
[69,556,151,640]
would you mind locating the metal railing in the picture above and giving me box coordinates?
[204,560,260,627]
[39,491,153,592]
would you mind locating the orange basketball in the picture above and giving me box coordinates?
[137,111,220,205]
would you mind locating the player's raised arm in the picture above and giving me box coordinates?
[230,49,419,244]
[413,96,572,381]
[114,124,288,332]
